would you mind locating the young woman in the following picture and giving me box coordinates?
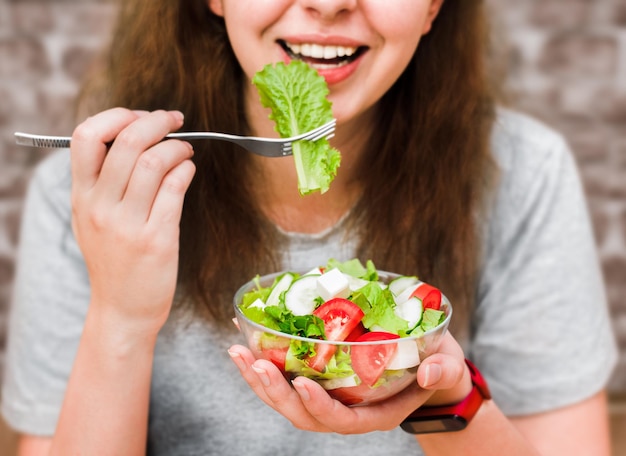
[2,0,617,454]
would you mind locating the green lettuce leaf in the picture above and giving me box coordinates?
[419,308,446,332]
[351,283,409,335]
[285,342,356,379]
[264,306,326,339]
[252,61,340,195]
[326,258,378,281]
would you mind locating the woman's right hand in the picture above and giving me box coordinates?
[70,108,196,334]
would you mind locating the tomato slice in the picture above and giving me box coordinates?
[261,347,288,371]
[307,298,365,372]
[410,283,442,310]
[313,298,365,341]
[306,344,337,372]
[351,331,399,387]
[345,322,367,342]
[258,334,291,371]
[328,383,373,406]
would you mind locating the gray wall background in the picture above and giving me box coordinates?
[0,0,624,397]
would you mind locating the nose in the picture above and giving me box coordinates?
[298,0,357,21]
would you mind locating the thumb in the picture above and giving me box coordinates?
[416,354,473,407]
[417,353,466,390]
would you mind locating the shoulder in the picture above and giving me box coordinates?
[490,107,571,174]
[474,111,617,416]
[488,108,580,209]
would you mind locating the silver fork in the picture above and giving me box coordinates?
[14,119,336,158]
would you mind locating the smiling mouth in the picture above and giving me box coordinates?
[278,40,367,69]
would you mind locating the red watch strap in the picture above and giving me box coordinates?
[465,358,491,399]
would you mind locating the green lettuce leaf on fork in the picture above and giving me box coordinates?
[252,60,340,195]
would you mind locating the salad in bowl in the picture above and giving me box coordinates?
[233,258,452,406]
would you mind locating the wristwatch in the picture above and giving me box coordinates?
[400,359,491,434]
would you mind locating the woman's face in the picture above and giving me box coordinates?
[208,0,443,124]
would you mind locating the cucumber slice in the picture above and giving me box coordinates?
[388,276,419,297]
[304,267,323,276]
[393,281,424,305]
[266,273,295,307]
[346,275,370,291]
[395,296,423,329]
[284,274,321,316]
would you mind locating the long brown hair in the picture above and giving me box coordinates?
[80,0,498,339]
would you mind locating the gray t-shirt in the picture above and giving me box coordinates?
[2,110,618,455]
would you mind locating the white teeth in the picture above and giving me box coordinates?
[311,44,324,58]
[290,43,302,54]
[285,42,358,60]
[323,46,337,59]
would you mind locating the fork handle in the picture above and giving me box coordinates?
[15,133,72,148]
[13,131,283,149]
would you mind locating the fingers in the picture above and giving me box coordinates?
[227,345,280,406]
[229,333,470,434]
[227,345,332,432]
[291,334,469,432]
[227,344,430,434]
[71,107,142,192]
[71,108,195,225]
[124,140,195,224]
[71,108,185,193]
[94,110,185,205]
[250,360,319,427]
[292,376,429,433]
[145,158,196,226]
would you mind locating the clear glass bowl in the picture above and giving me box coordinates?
[233,270,452,406]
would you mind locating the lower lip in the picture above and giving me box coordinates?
[282,53,363,86]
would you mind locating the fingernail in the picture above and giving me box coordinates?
[170,110,184,123]
[424,363,442,388]
[252,365,271,387]
[292,380,310,401]
[227,350,247,372]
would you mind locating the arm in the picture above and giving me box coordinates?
[49,108,195,455]
[418,391,611,456]
[51,307,160,454]
[17,435,52,456]
[508,391,611,455]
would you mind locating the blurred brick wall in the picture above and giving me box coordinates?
[0,0,624,395]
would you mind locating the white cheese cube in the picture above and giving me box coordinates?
[386,339,421,370]
[316,268,351,301]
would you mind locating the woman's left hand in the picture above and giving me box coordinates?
[228,332,470,434]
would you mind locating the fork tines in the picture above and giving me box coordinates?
[281,120,336,153]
